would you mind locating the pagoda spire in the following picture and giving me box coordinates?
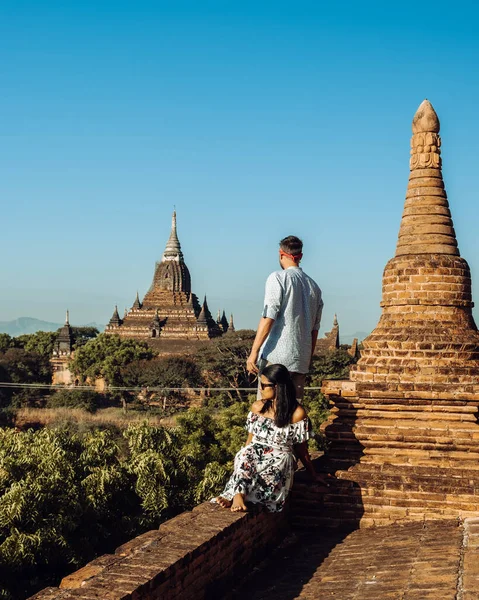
[220,310,229,332]
[229,314,235,332]
[109,305,122,326]
[162,210,184,262]
[55,309,73,355]
[197,296,209,325]
[132,291,142,309]
[395,99,459,257]
[333,313,338,327]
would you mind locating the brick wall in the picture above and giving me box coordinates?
[30,501,290,600]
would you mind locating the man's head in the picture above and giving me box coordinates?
[279,235,303,269]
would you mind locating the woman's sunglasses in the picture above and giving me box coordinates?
[260,382,275,390]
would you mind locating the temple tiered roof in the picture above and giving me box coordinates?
[105,211,225,347]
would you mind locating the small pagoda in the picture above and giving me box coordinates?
[51,310,75,384]
[105,211,223,344]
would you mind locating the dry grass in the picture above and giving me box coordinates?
[14,407,178,430]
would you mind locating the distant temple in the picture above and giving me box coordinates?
[315,314,360,357]
[105,211,231,346]
[315,314,340,354]
[51,310,74,384]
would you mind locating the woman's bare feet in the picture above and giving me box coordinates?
[216,496,232,508]
[231,493,248,512]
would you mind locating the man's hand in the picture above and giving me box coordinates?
[246,349,259,374]
[247,317,275,375]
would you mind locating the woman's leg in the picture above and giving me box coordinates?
[215,447,257,511]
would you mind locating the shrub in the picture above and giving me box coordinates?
[46,389,106,413]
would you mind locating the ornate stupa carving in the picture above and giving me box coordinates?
[105,211,223,344]
[316,101,479,528]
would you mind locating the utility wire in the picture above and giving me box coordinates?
[0,382,324,392]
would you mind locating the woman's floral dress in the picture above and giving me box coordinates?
[214,411,312,512]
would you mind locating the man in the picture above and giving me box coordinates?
[246,235,323,401]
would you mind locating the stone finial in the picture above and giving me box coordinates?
[412,99,440,134]
[395,99,459,257]
[229,314,235,332]
[333,314,338,327]
[162,210,184,262]
[65,309,70,325]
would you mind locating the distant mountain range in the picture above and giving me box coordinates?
[0,317,104,336]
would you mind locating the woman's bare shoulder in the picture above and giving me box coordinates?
[291,404,307,423]
[251,400,264,414]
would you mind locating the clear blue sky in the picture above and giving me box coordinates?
[1,1,479,337]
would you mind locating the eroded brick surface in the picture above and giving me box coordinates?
[236,520,463,600]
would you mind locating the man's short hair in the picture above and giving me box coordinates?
[279,236,303,256]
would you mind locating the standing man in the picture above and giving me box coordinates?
[246,235,323,401]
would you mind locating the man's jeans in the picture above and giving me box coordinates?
[257,358,306,403]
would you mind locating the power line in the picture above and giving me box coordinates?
[0,382,324,392]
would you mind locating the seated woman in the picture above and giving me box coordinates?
[214,363,321,513]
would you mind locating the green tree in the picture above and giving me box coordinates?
[71,327,99,349]
[195,329,256,404]
[14,331,58,358]
[0,348,51,384]
[69,334,156,385]
[309,348,357,386]
[46,389,106,413]
[0,334,14,354]
[121,356,203,389]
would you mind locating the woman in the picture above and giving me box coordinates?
[214,363,320,513]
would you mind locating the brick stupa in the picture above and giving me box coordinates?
[316,100,479,527]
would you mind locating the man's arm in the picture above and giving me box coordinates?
[246,317,275,374]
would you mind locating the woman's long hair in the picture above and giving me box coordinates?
[259,364,298,427]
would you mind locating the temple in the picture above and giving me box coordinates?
[315,314,340,354]
[318,99,479,526]
[105,211,224,347]
[51,310,74,384]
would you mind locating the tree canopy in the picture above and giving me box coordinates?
[69,334,156,385]
[71,326,99,349]
[195,329,256,403]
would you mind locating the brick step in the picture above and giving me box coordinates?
[321,493,478,511]
[294,485,479,506]
[359,439,479,452]
[360,445,479,460]
[327,430,479,446]
[326,410,479,430]
[340,461,479,479]
[327,420,479,432]
[331,401,478,412]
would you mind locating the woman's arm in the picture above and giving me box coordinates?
[245,432,253,446]
[294,442,319,480]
